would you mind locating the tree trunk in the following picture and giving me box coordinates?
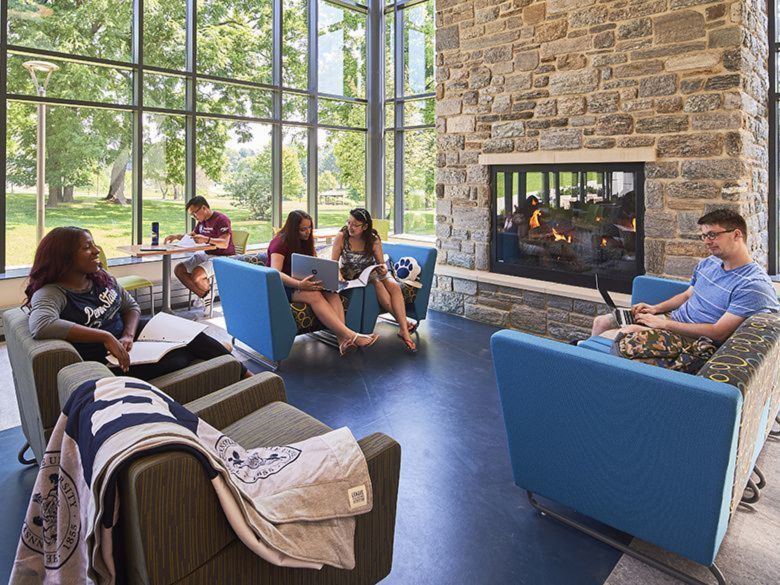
[105,150,129,204]
[159,181,168,200]
[63,185,75,203]
[173,184,180,200]
[47,185,62,208]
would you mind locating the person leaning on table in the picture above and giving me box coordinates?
[164,196,235,301]
[25,226,249,380]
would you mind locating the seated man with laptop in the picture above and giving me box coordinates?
[266,210,378,356]
[592,209,779,347]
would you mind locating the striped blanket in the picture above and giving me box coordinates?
[10,377,372,584]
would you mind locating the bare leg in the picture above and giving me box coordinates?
[324,291,346,324]
[294,291,373,347]
[174,263,210,298]
[592,314,618,337]
[375,279,412,342]
[190,266,211,297]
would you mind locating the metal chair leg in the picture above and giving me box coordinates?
[207,277,215,318]
[148,284,155,316]
[18,442,36,465]
[753,466,766,490]
[526,491,727,585]
[770,415,780,437]
[741,478,760,504]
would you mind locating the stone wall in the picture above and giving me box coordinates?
[432,0,770,337]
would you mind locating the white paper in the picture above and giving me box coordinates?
[106,341,188,366]
[175,234,198,247]
[138,312,208,343]
[339,264,384,291]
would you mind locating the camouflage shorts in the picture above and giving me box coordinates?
[611,328,717,374]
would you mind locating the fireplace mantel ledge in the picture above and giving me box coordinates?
[434,264,633,306]
[478,147,656,166]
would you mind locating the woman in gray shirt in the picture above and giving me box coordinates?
[25,226,245,380]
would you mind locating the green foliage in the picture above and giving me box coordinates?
[319,170,338,192]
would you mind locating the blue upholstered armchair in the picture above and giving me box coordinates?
[491,275,780,585]
[361,243,438,333]
[213,257,364,369]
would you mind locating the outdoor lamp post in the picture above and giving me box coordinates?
[22,60,59,243]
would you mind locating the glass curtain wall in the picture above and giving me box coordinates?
[0,0,368,271]
[384,0,434,237]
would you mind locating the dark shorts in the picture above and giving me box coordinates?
[284,285,295,303]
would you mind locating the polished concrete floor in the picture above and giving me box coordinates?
[0,310,629,583]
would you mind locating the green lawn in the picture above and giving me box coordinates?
[5,192,433,268]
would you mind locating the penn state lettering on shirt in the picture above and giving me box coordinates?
[195,210,235,256]
[671,256,780,324]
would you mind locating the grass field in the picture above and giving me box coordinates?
[5,191,434,268]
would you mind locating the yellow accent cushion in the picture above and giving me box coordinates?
[116,275,154,291]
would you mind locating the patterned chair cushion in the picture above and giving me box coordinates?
[290,294,351,334]
[697,312,780,513]
[233,252,268,265]
[401,283,418,306]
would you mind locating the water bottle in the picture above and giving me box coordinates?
[151,222,159,246]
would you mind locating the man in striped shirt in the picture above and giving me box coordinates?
[593,209,779,344]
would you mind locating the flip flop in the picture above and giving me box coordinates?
[356,333,379,348]
[397,333,417,353]
[407,321,419,335]
[339,336,357,357]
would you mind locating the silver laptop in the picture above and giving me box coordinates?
[291,254,344,292]
[595,274,634,327]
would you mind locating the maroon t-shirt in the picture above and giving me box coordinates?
[266,236,292,275]
[195,211,234,256]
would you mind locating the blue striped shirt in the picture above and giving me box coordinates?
[671,256,780,324]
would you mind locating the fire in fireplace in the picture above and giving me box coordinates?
[491,163,644,293]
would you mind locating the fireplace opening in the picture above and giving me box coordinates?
[491,163,644,293]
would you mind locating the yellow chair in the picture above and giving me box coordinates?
[98,246,155,315]
[373,218,390,241]
[232,229,250,254]
[188,229,250,317]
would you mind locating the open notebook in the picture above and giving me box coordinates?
[106,312,208,366]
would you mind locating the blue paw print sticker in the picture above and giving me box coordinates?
[394,257,421,281]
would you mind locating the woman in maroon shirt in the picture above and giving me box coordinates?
[266,210,377,356]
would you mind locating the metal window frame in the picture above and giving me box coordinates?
[770,0,778,274]
[386,0,435,236]
[1,0,374,270]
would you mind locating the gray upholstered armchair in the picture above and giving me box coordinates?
[3,307,244,464]
[57,364,401,584]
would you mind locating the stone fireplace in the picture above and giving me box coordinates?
[492,162,644,293]
[430,0,770,339]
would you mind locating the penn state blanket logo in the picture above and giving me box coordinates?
[215,435,301,483]
[20,452,80,570]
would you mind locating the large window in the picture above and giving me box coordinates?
[1,0,371,271]
[385,0,435,238]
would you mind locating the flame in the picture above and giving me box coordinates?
[632,217,636,231]
[552,228,572,243]
[529,209,542,229]
[601,237,608,247]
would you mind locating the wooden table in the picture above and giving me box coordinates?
[312,227,342,245]
[118,243,215,313]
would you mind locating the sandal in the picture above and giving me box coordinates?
[406,320,419,335]
[356,333,379,348]
[397,333,417,353]
[339,335,358,357]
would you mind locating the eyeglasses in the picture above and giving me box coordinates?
[347,220,366,229]
[700,229,736,241]
[188,206,203,218]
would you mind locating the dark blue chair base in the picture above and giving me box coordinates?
[526,491,727,585]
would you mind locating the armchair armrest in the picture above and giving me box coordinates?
[186,372,288,430]
[58,361,115,408]
[149,355,242,404]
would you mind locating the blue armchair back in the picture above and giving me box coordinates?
[213,257,298,362]
[492,329,741,566]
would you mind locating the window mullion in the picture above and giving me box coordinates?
[132,0,144,244]
[273,0,283,227]
[308,0,319,222]
[393,3,404,234]
[0,0,8,272]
